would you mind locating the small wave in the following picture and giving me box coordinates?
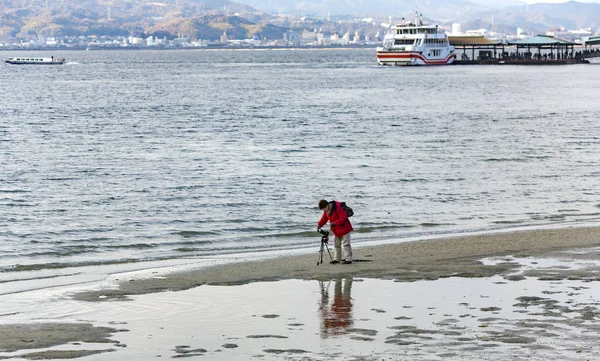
[398,178,427,183]
[168,240,214,247]
[483,158,527,163]
[314,144,345,149]
[266,230,322,238]
[423,139,450,144]
[279,149,306,153]
[2,202,34,207]
[0,272,80,284]
[558,212,600,217]
[525,155,551,160]
[0,257,169,272]
[545,215,566,220]
[174,247,199,253]
[420,222,455,227]
[492,220,525,225]
[356,225,415,233]
[43,177,77,181]
[177,231,218,238]
[105,243,157,250]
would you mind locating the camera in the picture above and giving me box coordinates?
[318,228,329,237]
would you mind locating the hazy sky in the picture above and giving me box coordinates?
[521,0,600,2]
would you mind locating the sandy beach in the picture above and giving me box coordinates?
[3,225,600,360]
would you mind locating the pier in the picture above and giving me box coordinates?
[450,35,599,65]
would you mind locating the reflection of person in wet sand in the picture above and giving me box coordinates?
[319,278,353,337]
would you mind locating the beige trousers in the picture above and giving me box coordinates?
[333,233,352,262]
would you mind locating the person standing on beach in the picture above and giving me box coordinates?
[317,199,353,264]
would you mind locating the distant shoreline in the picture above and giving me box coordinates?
[0,44,378,52]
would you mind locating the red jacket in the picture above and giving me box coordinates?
[317,201,353,237]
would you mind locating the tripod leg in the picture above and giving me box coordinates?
[325,242,334,262]
[318,241,324,265]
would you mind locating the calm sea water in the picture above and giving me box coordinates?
[1,49,600,287]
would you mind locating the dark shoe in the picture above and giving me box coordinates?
[342,260,352,264]
[330,260,340,264]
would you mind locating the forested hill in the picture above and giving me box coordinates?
[0,0,290,39]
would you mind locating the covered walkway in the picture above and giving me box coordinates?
[449,36,504,62]
[582,35,600,59]
[507,35,576,61]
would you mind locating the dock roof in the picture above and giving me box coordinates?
[449,36,503,46]
[583,35,600,46]
[508,35,574,46]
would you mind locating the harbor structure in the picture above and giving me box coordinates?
[450,34,597,65]
[583,35,600,48]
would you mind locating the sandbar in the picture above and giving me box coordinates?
[3,225,600,360]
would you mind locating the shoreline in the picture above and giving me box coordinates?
[0,45,377,52]
[73,224,600,301]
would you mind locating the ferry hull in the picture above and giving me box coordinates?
[5,60,65,65]
[377,51,455,66]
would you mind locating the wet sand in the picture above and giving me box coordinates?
[74,225,600,300]
[3,225,600,360]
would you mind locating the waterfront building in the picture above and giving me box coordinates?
[451,23,462,35]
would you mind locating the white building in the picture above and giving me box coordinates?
[465,29,487,37]
[451,23,462,35]
[128,37,144,45]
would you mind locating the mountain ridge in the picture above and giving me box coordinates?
[0,0,598,40]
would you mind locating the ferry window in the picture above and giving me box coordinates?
[394,39,415,45]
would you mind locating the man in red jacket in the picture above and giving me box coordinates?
[317,199,353,264]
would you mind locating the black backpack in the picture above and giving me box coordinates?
[340,202,354,217]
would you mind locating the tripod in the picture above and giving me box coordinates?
[317,229,334,266]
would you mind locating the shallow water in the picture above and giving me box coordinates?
[3,258,600,360]
[2,48,600,285]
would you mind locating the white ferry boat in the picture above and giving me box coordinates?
[5,56,65,65]
[376,13,455,66]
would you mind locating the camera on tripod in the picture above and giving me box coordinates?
[317,228,333,265]
[318,228,329,240]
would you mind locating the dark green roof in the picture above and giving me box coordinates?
[508,35,574,46]
[584,35,600,46]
